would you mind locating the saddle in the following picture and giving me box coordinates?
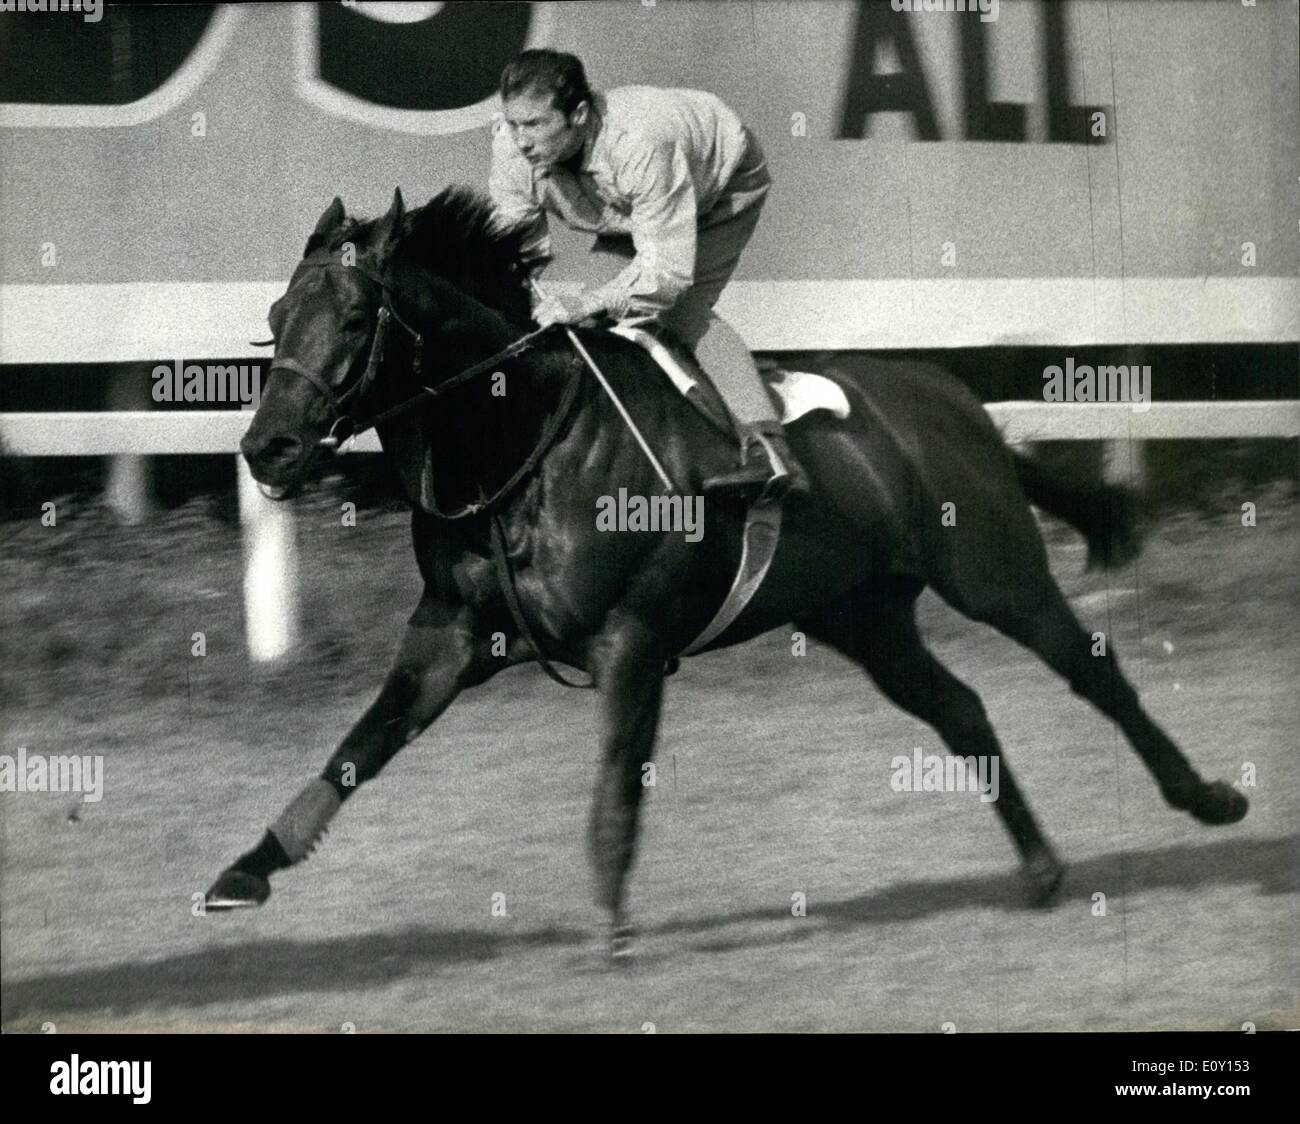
[606,324,850,440]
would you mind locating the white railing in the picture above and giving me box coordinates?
[5,402,1300,454]
[2,401,1297,662]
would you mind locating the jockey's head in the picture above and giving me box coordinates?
[500,48,592,170]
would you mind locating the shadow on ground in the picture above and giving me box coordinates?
[674,830,1297,953]
[3,831,1292,1024]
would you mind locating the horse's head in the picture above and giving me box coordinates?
[241,189,409,498]
[242,186,532,500]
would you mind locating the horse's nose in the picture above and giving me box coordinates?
[241,432,302,470]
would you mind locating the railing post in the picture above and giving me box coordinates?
[236,455,300,662]
[1102,346,1150,493]
[105,367,154,525]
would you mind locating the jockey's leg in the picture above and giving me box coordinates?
[690,312,780,426]
[658,207,810,500]
[687,312,809,499]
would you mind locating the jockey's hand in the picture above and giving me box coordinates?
[533,289,600,329]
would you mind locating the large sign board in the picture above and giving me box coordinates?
[1,0,1295,355]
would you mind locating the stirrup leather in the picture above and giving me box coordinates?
[749,428,794,503]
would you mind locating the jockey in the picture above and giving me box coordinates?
[487,48,809,500]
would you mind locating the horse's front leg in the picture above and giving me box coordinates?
[587,614,668,958]
[205,598,495,909]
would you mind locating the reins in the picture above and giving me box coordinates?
[324,318,571,520]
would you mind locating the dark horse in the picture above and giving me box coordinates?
[207,187,1247,950]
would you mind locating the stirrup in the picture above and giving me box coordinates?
[703,428,789,500]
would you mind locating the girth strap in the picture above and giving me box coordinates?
[679,496,784,656]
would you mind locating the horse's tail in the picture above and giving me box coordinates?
[1011,451,1142,570]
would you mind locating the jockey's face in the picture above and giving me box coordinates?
[503,88,589,168]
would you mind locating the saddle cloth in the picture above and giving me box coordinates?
[607,324,851,436]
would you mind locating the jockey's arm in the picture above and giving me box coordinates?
[585,138,698,326]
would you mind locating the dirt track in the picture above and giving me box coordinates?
[2,490,1296,1032]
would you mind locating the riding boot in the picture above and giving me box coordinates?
[704,420,811,501]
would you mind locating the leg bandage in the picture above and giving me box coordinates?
[269,778,342,863]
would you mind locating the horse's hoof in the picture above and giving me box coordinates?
[204,869,271,911]
[1179,780,1249,825]
[1022,852,1065,907]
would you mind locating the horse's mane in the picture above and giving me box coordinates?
[378,189,555,511]
[306,186,530,322]
[398,186,527,294]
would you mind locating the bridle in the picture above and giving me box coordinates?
[258,254,569,519]
[264,255,428,443]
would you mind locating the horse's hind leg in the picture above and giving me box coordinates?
[976,582,1247,825]
[798,578,1065,904]
[205,596,493,910]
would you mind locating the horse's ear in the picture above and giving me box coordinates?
[305,196,345,253]
[374,187,406,254]
[308,200,343,241]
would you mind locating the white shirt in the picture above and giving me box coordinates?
[488,86,768,320]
